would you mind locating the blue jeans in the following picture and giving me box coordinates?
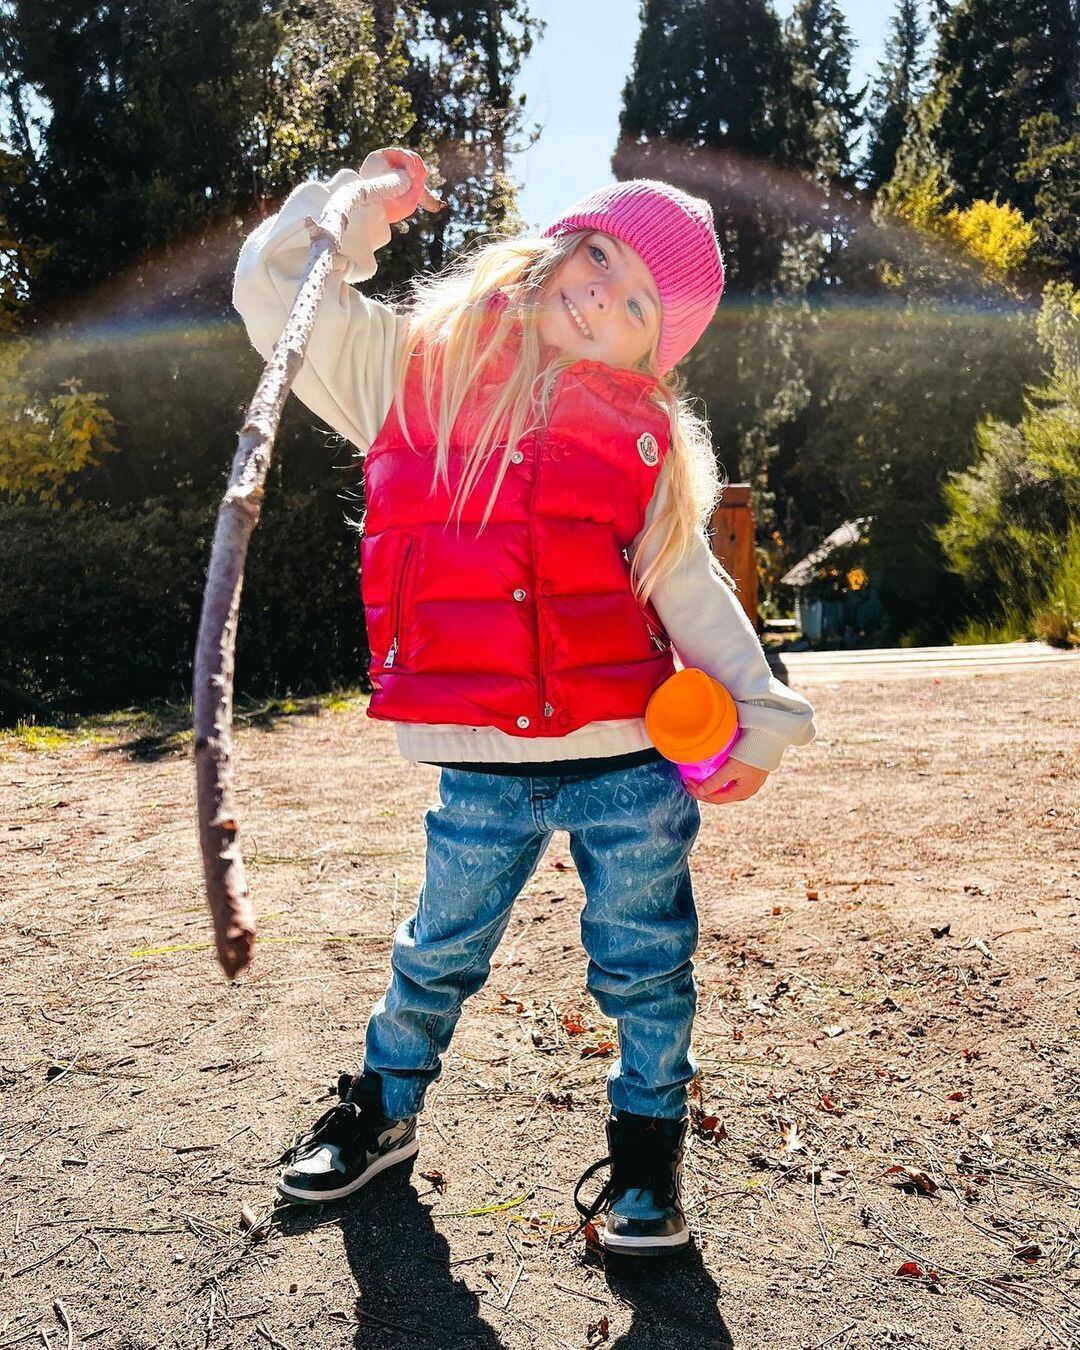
[363,758,702,1120]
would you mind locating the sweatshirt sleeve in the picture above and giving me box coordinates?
[629,461,817,773]
[231,167,410,454]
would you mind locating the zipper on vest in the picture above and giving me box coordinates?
[384,536,416,669]
[533,420,550,722]
[643,615,670,652]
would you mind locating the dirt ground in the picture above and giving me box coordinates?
[2,663,1078,1350]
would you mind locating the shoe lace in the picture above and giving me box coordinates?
[571,1128,679,1234]
[277,1072,378,1166]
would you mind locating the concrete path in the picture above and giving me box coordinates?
[775,640,1077,682]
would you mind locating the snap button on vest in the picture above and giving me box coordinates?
[517,715,530,729]
[510,450,524,464]
[513,588,527,601]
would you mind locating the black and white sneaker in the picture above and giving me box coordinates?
[573,1112,690,1255]
[276,1070,418,1204]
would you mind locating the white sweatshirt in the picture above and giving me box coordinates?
[232,168,816,773]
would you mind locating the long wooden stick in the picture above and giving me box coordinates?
[194,165,411,979]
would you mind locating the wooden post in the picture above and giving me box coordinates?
[709,484,758,631]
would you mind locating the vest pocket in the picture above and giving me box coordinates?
[384,536,417,669]
[623,555,671,654]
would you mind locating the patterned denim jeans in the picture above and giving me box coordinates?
[363,757,702,1121]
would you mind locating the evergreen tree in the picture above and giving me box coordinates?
[393,0,540,274]
[862,0,927,193]
[615,1,868,533]
[936,280,1080,643]
[0,0,541,323]
[0,0,283,320]
[1017,108,1080,284]
[782,0,865,186]
[733,2,862,527]
[922,0,1078,214]
[614,0,797,294]
[780,0,864,293]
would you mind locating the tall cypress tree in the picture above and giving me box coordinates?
[924,0,1078,213]
[614,0,797,294]
[782,0,864,186]
[862,0,927,193]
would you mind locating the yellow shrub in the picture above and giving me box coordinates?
[944,197,1037,273]
[0,339,119,505]
[887,171,1037,280]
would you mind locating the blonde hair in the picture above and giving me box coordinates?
[380,227,730,607]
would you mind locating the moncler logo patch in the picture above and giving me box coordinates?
[637,432,659,466]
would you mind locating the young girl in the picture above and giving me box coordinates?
[233,147,815,1255]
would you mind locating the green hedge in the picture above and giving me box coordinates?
[0,488,372,722]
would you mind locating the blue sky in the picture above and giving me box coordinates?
[508,0,900,231]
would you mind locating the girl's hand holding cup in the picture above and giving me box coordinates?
[685,757,768,805]
[360,146,445,224]
[645,666,770,806]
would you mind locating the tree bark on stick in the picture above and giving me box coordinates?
[194,165,410,980]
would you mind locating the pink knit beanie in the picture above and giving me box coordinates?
[541,178,725,374]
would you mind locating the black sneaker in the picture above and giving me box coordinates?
[573,1111,690,1255]
[276,1070,418,1204]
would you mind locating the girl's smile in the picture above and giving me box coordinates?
[539,231,661,371]
[561,291,593,340]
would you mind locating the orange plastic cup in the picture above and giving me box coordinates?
[645,668,739,786]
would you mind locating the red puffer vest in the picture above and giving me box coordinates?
[360,318,676,738]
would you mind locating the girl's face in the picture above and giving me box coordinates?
[536,231,662,372]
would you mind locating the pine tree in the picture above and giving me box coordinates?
[782,0,865,187]
[396,0,540,270]
[926,0,954,28]
[1017,109,1080,283]
[727,2,862,529]
[862,0,927,193]
[923,0,1078,213]
[614,0,797,294]
[779,0,865,293]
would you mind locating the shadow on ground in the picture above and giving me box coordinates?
[274,1161,507,1348]
[604,1246,733,1349]
[103,693,346,761]
[270,1166,733,1348]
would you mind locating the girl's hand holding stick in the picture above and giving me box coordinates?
[363,146,446,222]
